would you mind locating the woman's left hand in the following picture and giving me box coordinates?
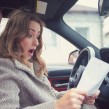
[83,90,100,105]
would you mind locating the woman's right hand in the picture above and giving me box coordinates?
[55,88,87,109]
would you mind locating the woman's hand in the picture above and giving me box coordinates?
[55,88,87,109]
[83,90,100,105]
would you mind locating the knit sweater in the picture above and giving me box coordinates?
[0,58,65,109]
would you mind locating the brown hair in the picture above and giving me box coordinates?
[0,9,47,76]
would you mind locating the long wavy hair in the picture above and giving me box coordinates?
[0,9,47,76]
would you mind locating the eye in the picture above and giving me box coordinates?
[27,33,33,38]
[27,30,33,38]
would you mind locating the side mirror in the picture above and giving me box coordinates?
[68,50,80,65]
[98,0,109,16]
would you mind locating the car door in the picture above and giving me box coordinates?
[47,65,72,91]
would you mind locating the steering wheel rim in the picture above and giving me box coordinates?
[68,46,95,89]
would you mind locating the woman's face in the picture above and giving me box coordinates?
[20,20,41,61]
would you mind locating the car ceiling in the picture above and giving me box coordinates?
[0,0,78,21]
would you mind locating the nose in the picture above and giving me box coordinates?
[33,38,39,47]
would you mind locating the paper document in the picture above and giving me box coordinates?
[77,57,109,96]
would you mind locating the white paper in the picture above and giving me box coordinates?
[77,57,109,96]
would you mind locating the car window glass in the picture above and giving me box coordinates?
[63,0,108,48]
[41,27,78,65]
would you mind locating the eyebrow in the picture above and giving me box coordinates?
[29,29,35,32]
[29,29,40,33]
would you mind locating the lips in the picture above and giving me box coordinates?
[28,49,35,56]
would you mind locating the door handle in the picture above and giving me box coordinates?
[54,83,68,87]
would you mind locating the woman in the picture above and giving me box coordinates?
[0,9,99,109]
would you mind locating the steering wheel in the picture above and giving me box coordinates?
[67,46,95,89]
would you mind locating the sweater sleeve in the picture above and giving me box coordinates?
[50,87,66,99]
[23,101,55,109]
[0,67,56,109]
[0,67,20,109]
[42,75,66,99]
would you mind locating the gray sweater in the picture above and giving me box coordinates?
[0,58,65,109]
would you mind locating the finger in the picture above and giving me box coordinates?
[71,103,81,109]
[86,90,100,100]
[67,97,82,109]
[71,93,85,101]
[84,99,95,105]
[71,88,87,96]
[93,90,100,97]
[79,95,85,101]
[70,97,83,105]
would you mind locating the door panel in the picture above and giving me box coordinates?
[48,67,72,91]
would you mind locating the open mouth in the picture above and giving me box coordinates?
[28,49,35,56]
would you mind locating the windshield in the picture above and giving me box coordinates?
[63,0,108,48]
[0,0,108,66]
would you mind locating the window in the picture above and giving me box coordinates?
[43,27,57,48]
[42,28,77,65]
[63,0,104,48]
[75,27,89,38]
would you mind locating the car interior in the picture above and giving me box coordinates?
[0,0,109,109]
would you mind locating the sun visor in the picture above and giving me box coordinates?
[0,18,8,35]
[36,1,47,15]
